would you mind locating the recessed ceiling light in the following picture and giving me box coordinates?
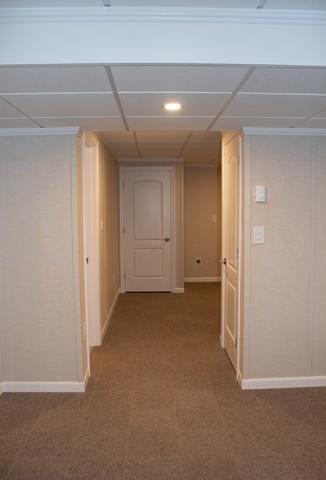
[164,102,182,112]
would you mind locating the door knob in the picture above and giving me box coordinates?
[219,258,227,265]
[164,237,170,242]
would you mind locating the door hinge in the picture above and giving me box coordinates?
[86,257,89,264]
[235,338,238,349]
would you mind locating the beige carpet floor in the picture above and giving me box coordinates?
[0,283,326,479]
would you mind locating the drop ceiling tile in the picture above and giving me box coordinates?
[112,66,248,93]
[210,115,305,130]
[36,116,124,130]
[225,93,326,118]
[299,118,326,128]
[0,66,111,94]
[136,131,190,144]
[100,131,135,146]
[187,131,220,148]
[3,93,119,118]
[121,93,229,116]
[0,98,23,118]
[264,0,326,9]
[0,118,38,128]
[242,67,326,94]
[141,147,181,158]
[127,116,214,130]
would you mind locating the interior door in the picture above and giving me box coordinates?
[122,169,172,292]
[221,134,240,370]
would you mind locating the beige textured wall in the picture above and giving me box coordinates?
[119,161,184,290]
[243,133,326,379]
[0,134,85,382]
[184,167,220,279]
[98,139,120,333]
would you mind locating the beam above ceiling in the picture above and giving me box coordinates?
[1,7,326,67]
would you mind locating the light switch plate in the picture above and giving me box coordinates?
[253,226,265,245]
[255,185,267,203]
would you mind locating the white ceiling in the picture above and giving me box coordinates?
[1,1,326,9]
[1,64,326,162]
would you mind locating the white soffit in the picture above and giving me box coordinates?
[37,116,124,130]
[224,93,326,118]
[0,98,23,117]
[211,116,306,130]
[264,0,326,9]
[120,92,230,116]
[111,66,248,93]
[2,93,119,117]
[0,118,37,127]
[241,67,326,94]
[0,66,112,94]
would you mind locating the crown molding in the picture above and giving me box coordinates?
[0,127,80,136]
[242,127,326,136]
[1,7,326,26]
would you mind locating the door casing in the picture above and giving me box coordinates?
[119,166,177,293]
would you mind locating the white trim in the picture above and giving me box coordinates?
[119,166,176,293]
[174,287,185,294]
[241,376,326,390]
[0,127,80,136]
[242,127,326,136]
[184,277,221,283]
[100,288,120,343]
[1,380,87,393]
[1,7,326,26]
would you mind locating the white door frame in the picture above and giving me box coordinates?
[220,131,243,376]
[83,132,101,348]
[119,166,177,293]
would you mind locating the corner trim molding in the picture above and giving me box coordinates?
[1,7,326,26]
[242,127,326,136]
[241,376,326,390]
[184,277,221,283]
[100,288,120,343]
[173,287,185,294]
[0,127,80,136]
[1,380,87,393]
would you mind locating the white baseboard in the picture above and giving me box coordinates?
[184,277,221,283]
[1,380,87,393]
[173,287,185,293]
[100,288,120,343]
[241,376,326,390]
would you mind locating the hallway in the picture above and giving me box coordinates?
[1,284,326,479]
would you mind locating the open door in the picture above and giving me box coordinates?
[221,132,241,371]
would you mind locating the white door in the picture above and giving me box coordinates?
[121,169,172,292]
[221,133,240,370]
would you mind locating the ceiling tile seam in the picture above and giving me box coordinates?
[133,131,142,159]
[104,66,129,131]
[206,67,256,131]
[293,106,326,127]
[177,131,193,159]
[0,96,43,127]
[257,0,268,9]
